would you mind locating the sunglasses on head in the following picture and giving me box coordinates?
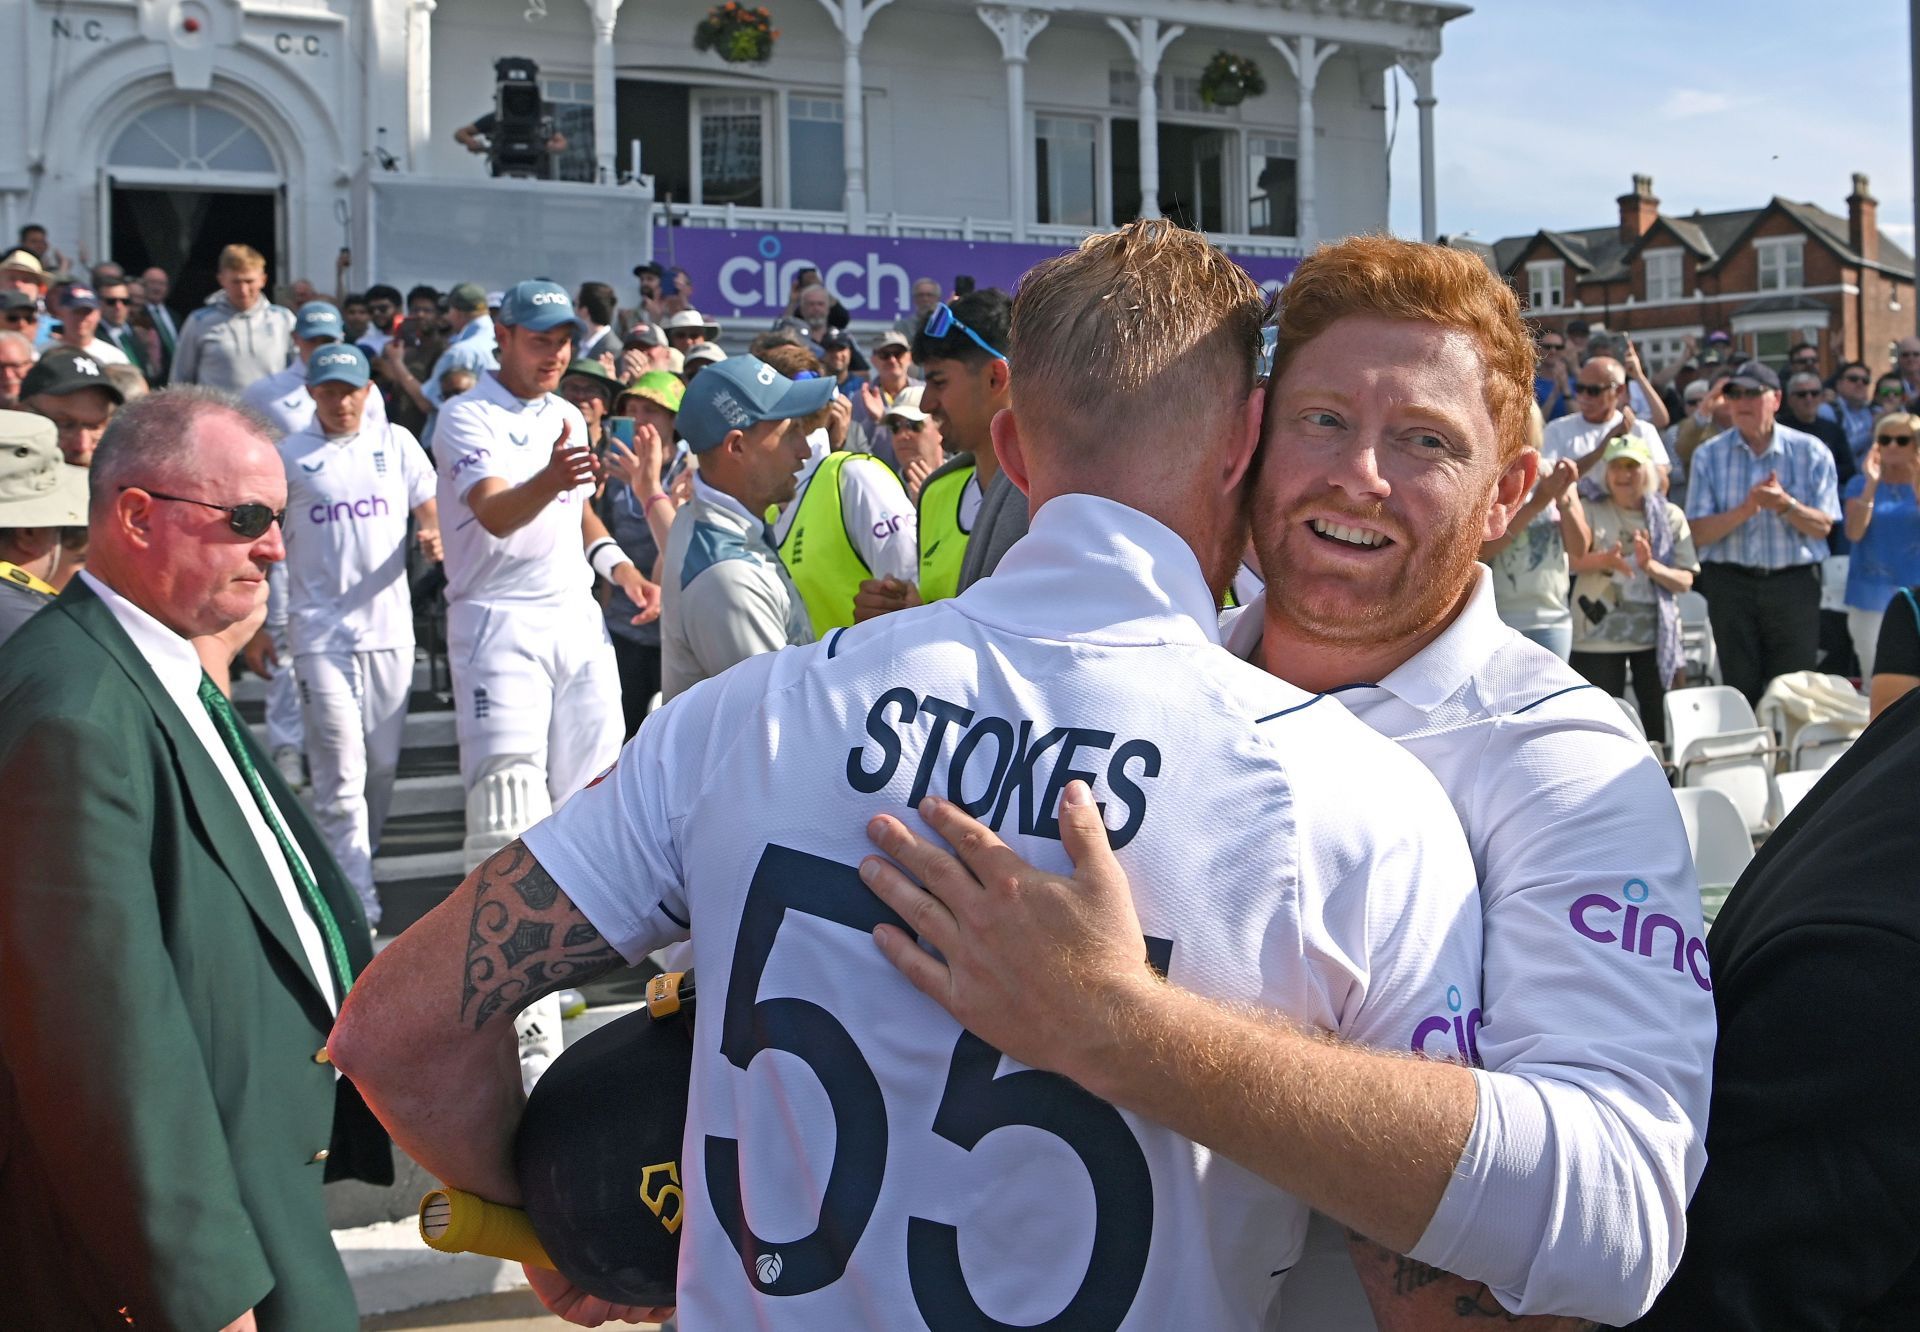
[1574,383,1614,396]
[1879,434,1914,446]
[922,303,1006,361]
[125,487,285,538]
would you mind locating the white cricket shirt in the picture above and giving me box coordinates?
[277,421,435,657]
[434,373,594,607]
[1228,566,1713,1324]
[242,361,387,439]
[524,494,1482,1330]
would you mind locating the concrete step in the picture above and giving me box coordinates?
[374,848,466,886]
[390,770,463,817]
[247,703,454,750]
[233,653,436,705]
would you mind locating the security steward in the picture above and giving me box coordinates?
[756,345,916,632]
[0,410,86,648]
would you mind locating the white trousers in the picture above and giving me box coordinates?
[447,597,624,810]
[264,565,304,753]
[298,647,414,926]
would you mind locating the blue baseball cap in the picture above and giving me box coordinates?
[678,355,838,454]
[497,280,586,334]
[307,343,371,390]
[294,300,344,341]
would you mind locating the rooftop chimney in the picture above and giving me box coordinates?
[1848,172,1878,264]
[1618,174,1659,244]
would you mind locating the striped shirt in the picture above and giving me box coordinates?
[1683,423,1839,570]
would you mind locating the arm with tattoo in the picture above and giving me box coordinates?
[1347,1231,1600,1332]
[329,840,624,1203]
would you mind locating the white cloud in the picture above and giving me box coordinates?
[1659,89,1736,119]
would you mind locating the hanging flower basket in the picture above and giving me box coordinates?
[1199,51,1265,107]
[694,3,778,64]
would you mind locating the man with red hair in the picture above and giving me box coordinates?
[860,236,1713,1328]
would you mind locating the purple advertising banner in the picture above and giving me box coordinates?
[651,224,1300,324]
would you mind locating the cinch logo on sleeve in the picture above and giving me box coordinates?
[309,495,392,524]
[1568,878,1712,991]
[452,448,492,474]
[1411,985,1483,1066]
[871,514,905,541]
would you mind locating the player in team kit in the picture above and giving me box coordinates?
[274,344,440,930]
[333,224,1485,1329]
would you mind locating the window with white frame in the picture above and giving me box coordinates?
[1034,115,1097,227]
[543,76,594,182]
[787,94,845,212]
[1635,329,1698,373]
[1169,75,1230,117]
[696,92,766,207]
[1247,135,1297,238]
[1644,247,1683,302]
[1109,67,1142,108]
[1526,260,1565,311]
[1756,236,1806,291]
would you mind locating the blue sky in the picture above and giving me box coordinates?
[1388,0,1915,251]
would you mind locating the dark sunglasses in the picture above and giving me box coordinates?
[125,487,285,538]
[99,296,131,307]
[1720,385,1766,400]
[1841,374,1871,384]
[1900,350,1920,358]
[1879,386,1907,398]
[1574,383,1614,396]
[923,303,1006,360]
[1540,340,1565,351]
[1878,434,1914,446]
[0,310,34,324]
[1789,389,1823,398]
[890,419,927,433]
[872,346,907,360]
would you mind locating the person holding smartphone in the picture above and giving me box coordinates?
[599,370,687,733]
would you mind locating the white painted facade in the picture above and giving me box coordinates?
[4,0,1463,302]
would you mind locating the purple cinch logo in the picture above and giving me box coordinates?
[308,495,392,524]
[1568,878,1712,992]
[1411,984,1483,1066]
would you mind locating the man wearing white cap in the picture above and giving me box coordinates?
[0,410,88,648]
[277,345,440,930]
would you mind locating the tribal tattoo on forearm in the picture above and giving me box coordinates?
[459,840,622,1030]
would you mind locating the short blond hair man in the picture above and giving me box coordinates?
[330,221,1481,1326]
[172,242,295,391]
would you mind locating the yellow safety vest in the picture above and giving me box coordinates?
[0,561,58,598]
[776,452,874,632]
[917,461,975,604]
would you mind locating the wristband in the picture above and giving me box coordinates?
[587,539,630,582]
[645,491,675,511]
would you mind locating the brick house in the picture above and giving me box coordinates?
[1451,174,1914,377]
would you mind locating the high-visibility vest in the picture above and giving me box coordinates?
[917,461,975,604]
[776,451,873,632]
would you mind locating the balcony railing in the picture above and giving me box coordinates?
[658,201,1303,258]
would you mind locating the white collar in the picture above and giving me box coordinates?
[692,471,765,533]
[79,569,205,704]
[1225,564,1506,711]
[954,493,1219,647]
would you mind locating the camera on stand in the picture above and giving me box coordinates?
[489,57,554,179]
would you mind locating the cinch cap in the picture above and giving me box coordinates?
[448,282,490,314]
[0,409,89,527]
[294,301,344,341]
[498,280,586,334]
[618,370,685,414]
[1601,436,1655,470]
[21,348,124,403]
[1727,360,1781,393]
[307,343,372,390]
[677,354,835,454]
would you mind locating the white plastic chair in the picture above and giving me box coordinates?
[1677,590,1718,685]
[1790,720,1859,772]
[1672,787,1753,928]
[1774,768,1823,818]
[1666,686,1781,833]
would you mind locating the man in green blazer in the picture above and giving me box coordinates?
[0,387,390,1330]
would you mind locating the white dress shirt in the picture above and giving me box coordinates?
[82,571,338,1013]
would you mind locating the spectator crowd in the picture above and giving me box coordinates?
[3,212,1918,1331]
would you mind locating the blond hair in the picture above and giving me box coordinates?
[1271,235,1535,463]
[1874,411,1920,440]
[218,244,266,274]
[1010,220,1262,466]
